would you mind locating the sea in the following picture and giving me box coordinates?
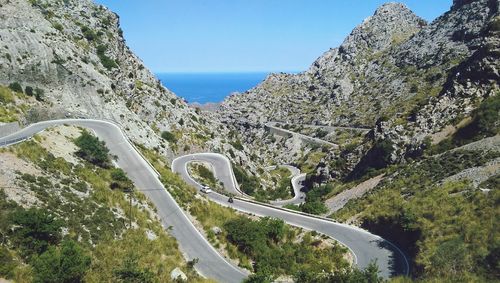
[156,72,269,104]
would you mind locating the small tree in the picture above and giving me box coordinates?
[113,254,154,283]
[25,86,34,97]
[161,131,177,143]
[110,168,134,191]
[8,82,23,93]
[0,247,16,279]
[9,208,62,259]
[32,240,91,283]
[34,88,44,101]
[74,131,111,168]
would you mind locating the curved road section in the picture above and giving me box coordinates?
[267,165,306,206]
[173,153,409,279]
[1,120,409,281]
[0,119,248,283]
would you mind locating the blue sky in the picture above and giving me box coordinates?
[95,1,452,73]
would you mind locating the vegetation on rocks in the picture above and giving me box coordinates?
[74,130,112,168]
[431,94,500,153]
[161,130,178,144]
[187,162,222,192]
[8,82,23,93]
[96,44,118,70]
[265,167,293,200]
[232,163,260,196]
[334,149,500,281]
[284,183,332,215]
[226,216,352,282]
[0,84,32,123]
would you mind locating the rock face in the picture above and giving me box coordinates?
[218,2,427,127]
[0,0,210,159]
[217,0,499,178]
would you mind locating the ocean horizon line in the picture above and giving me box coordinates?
[155,70,302,75]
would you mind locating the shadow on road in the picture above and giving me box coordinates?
[373,239,410,277]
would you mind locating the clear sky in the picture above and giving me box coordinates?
[95,1,452,73]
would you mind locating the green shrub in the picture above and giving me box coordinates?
[35,87,44,101]
[336,149,500,281]
[9,208,62,259]
[8,82,23,93]
[113,254,154,283]
[52,22,64,31]
[195,164,216,185]
[161,131,177,143]
[74,131,111,168]
[488,16,500,32]
[0,86,15,103]
[432,94,499,153]
[226,216,350,280]
[110,168,134,191]
[25,86,34,96]
[300,201,328,215]
[347,138,394,180]
[230,139,244,151]
[479,174,499,191]
[232,164,259,195]
[225,217,286,259]
[32,240,91,283]
[81,26,97,41]
[0,247,16,279]
[96,45,118,70]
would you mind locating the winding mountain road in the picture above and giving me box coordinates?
[172,154,409,279]
[0,119,248,283]
[1,119,409,282]
[265,165,306,206]
[265,123,340,148]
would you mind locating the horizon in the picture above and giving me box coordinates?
[95,1,452,73]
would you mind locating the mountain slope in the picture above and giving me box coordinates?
[219,1,497,129]
[216,0,499,180]
[0,0,213,159]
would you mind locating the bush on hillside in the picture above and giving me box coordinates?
[110,168,134,191]
[32,240,91,283]
[96,45,118,70]
[432,94,500,153]
[81,26,97,41]
[74,131,111,168]
[161,130,177,143]
[113,254,154,283]
[232,164,259,195]
[9,208,62,259]
[25,86,34,97]
[0,247,16,279]
[8,82,23,93]
[34,87,44,101]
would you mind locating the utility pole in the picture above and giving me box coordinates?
[129,191,132,229]
[125,188,133,229]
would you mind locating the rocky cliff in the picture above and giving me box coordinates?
[217,0,499,180]
[0,0,212,159]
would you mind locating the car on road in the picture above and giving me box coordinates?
[200,185,212,194]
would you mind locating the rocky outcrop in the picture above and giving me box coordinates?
[218,2,427,127]
[216,0,499,180]
[0,0,210,160]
